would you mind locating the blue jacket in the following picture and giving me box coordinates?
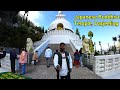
[74,52,80,60]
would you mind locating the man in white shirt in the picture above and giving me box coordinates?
[45,47,52,68]
[54,42,72,79]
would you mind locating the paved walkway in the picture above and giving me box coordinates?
[98,69,120,79]
[22,64,102,79]
[0,67,10,73]
[0,62,102,79]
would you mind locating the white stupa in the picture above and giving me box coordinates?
[34,11,82,52]
[48,11,73,31]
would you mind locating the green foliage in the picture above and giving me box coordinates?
[89,40,94,53]
[112,37,117,54]
[82,35,85,40]
[112,37,117,41]
[45,30,47,33]
[88,31,93,39]
[0,13,44,48]
[94,51,100,56]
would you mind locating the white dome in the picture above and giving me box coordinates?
[48,12,73,31]
[49,18,73,30]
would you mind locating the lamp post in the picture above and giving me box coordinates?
[94,42,96,53]
[99,41,102,55]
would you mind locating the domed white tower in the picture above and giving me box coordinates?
[34,11,82,53]
[48,11,73,31]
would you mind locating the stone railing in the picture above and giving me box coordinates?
[0,54,19,71]
[69,39,82,52]
[69,40,76,52]
[34,39,50,57]
[93,54,120,75]
[33,40,46,49]
[41,30,80,41]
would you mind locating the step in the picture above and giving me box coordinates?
[38,44,74,65]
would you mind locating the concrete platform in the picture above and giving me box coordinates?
[98,69,120,79]
[0,67,10,73]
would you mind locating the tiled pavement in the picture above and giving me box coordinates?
[23,64,102,79]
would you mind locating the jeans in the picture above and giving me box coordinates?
[21,63,26,75]
[34,60,37,65]
[15,60,19,70]
[46,58,51,67]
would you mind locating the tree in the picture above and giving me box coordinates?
[88,31,93,40]
[0,12,45,49]
[42,29,44,33]
[99,41,102,54]
[82,35,85,41]
[89,39,94,53]
[41,27,44,33]
[88,31,94,53]
[75,28,81,39]
[112,37,117,54]
[45,30,47,33]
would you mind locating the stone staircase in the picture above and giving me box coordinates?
[38,44,74,65]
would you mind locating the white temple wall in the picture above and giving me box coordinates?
[48,35,74,44]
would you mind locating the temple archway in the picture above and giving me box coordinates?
[57,23,64,30]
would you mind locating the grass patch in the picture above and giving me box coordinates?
[0,72,32,79]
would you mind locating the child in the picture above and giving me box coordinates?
[32,51,38,65]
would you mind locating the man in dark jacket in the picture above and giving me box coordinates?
[10,48,17,73]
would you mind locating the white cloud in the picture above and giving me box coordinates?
[19,11,43,26]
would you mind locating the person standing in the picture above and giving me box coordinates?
[32,51,38,65]
[44,47,52,68]
[19,48,27,75]
[74,49,80,68]
[53,42,72,79]
[10,48,17,73]
[79,48,83,67]
[0,48,6,67]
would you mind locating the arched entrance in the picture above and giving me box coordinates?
[57,23,64,30]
